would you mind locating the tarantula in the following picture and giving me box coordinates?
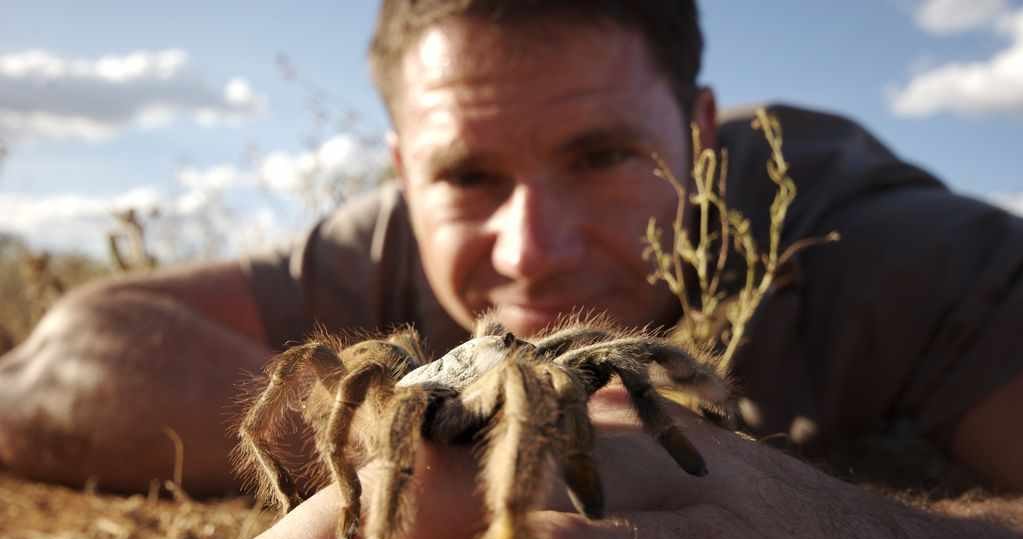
[235,314,734,539]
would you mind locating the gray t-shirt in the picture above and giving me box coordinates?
[243,104,1023,479]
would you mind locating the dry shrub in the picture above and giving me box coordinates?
[644,108,838,379]
[0,470,273,539]
[644,109,838,418]
[0,234,111,353]
[108,208,160,273]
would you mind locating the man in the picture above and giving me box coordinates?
[2,1,1022,537]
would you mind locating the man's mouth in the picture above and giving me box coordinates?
[495,300,590,336]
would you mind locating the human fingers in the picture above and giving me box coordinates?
[561,383,749,512]
[254,485,341,539]
[255,383,750,539]
[255,441,484,539]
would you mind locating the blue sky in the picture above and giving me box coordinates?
[1,0,1020,258]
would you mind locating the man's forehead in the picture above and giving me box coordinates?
[402,17,615,85]
[396,19,659,104]
[391,17,667,135]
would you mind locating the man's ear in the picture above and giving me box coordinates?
[387,130,409,191]
[691,87,718,151]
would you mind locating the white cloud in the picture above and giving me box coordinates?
[914,0,1010,34]
[0,132,390,260]
[224,78,262,108]
[0,185,287,261]
[988,192,1023,215]
[889,5,1023,117]
[176,133,388,201]
[0,49,267,143]
[0,187,162,229]
[0,110,117,141]
[178,164,242,192]
[253,133,390,214]
[0,187,167,258]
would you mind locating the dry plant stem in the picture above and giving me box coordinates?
[644,107,839,378]
[162,427,186,493]
[108,209,159,273]
[18,251,68,325]
[720,110,839,370]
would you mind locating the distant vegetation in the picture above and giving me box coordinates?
[0,233,111,353]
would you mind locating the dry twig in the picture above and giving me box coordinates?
[643,108,839,379]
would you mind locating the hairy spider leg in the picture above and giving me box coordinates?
[236,341,343,515]
[627,340,731,406]
[617,366,708,476]
[539,362,605,519]
[384,326,431,369]
[473,311,509,338]
[364,387,432,539]
[474,358,561,539]
[555,339,718,476]
[315,340,419,539]
[534,326,616,359]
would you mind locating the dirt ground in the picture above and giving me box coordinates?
[0,397,995,539]
[0,471,276,539]
[0,447,1017,538]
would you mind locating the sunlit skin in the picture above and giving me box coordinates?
[390,17,717,337]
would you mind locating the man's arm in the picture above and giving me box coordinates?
[0,261,274,495]
[953,370,1023,491]
[257,386,1023,539]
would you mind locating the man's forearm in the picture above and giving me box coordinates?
[0,285,274,495]
[527,487,1022,539]
[715,443,1023,539]
[926,495,1023,537]
[87,261,269,345]
[546,421,1023,539]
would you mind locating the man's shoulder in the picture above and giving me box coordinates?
[308,183,468,351]
[717,103,944,243]
[303,181,417,304]
[243,182,425,350]
[317,182,407,252]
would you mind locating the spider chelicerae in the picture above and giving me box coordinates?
[234,313,735,539]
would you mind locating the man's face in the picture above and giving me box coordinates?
[391,17,705,336]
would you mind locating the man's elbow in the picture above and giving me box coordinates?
[0,280,258,495]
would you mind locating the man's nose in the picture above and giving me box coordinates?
[490,183,585,281]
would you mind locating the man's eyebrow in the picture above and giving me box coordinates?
[556,124,649,155]
[422,124,649,175]
[423,139,486,175]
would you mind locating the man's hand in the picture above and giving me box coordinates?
[258,386,1022,539]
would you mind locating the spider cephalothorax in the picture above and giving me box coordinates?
[235,314,735,539]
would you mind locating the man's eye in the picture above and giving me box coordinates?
[447,170,492,187]
[576,148,632,171]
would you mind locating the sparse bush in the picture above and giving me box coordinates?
[0,233,111,352]
[643,108,838,381]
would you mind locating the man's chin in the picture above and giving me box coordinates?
[494,304,569,338]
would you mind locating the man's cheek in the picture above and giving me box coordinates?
[431,226,492,300]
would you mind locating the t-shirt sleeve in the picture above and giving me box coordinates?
[240,184,467,353]
[239,240,308,350]
[240,186,403,350]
